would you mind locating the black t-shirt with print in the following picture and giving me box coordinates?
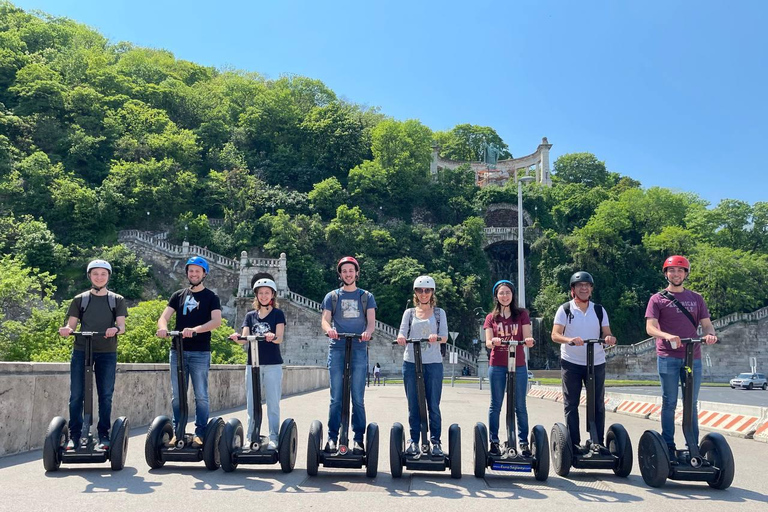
[167,287,221,352]
[242,308,285,366]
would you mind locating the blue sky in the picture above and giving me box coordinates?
[12,0,768,206]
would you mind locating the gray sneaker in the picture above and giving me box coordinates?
[519,442,531,456]
[352,441,364,454]
[405,441,419,456]
[325,439,337,453]
[430,442,443,457]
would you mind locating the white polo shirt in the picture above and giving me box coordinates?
[553,300,610,366]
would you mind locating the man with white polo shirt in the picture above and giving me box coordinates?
[551,271,617,453]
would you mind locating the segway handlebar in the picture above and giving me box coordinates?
[326,332,363,339]
[237,335,267,342]
[499,339,528,346]
[568,338,606,346]
[665,338,718,344]
[166,330,198,337]
[71,331,105,337]
[391,338,431,345]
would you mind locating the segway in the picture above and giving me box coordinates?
[551,339,633,477]
[219,335,297,472]
[474,339,549,480]
[144,331,224,469]
[390,338,461,479]
[638,338,734,489]
[306,333,379,477]
[43,331,129,472]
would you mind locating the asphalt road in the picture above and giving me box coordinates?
[1,385,766,511]
[607,386,768,407]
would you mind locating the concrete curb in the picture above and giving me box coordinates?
[528,385,767,441]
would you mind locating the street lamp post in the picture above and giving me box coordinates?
[517,175,535,308]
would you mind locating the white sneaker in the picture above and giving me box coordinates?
[267,440,278,450]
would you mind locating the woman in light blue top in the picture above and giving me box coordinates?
[395,275,449,456]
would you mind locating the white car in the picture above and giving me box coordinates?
[729,373,767,390]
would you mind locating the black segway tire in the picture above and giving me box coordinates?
[448,423,461,479]
[220,418,243,472]
[701,433,735,490]
[390,422,404,478]
[306,420,323,476]
[473,422,488,478]
[43,416,68,472]
[203,417,224,470]
[531,424,550,481]
[638,430,669,488]
[145,415,172,469]
[278,418,298,473]
[607,423,633,477]
[109,416,129,471]
[551,422,572,477]
[365,423,379,478]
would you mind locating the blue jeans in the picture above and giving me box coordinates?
[403,361,444,444]
[658,356,702,448]
[246,364,283,443]
[488,364,529,444]
[170,350,211,438]
[327,346,367,443]
[69,350,117,440]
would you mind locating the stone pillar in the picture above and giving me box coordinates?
[538,137,552,186]
[277,253,289,294]
[238,251,249,297]
[430,144,439,179]
[182,240,189,255]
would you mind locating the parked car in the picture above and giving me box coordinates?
[527,370,534,380]
[729,372,768,390]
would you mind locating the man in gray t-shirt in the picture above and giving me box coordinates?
[59,260,127,450]
[321,256,376,453]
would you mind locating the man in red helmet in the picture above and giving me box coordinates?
[321,256,377,454]
[645,255,717,463]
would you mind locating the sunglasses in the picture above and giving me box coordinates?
[414,288,433,294]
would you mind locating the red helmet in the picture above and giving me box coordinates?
[663,255,690,272]
[337,256,360,273]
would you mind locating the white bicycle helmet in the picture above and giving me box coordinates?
[253,278,277,293]
[413,275,436,290]
[86,259,112,276]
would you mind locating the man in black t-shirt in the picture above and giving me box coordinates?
[156,256,222,446]
[59,260,128,450]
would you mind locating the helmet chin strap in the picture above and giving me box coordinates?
[91,284,105,292]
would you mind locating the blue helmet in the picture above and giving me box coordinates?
[492,279,515,297]
[185,256,209,274]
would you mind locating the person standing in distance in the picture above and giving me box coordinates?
[59,260,128,450]
[645,255,717,462]
[551,271,616,454]
[156,256,221,447]
[321,256,376,454]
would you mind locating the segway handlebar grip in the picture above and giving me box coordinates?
[166,330,198,337]
[668,338,716,344]
[568,338,605,346]
[391,338,430,345]
[237,335,267,342]
[327,332,363,340]
[72,331,105,337]
[499,339,526,346]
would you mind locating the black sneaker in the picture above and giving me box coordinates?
[405,441,419,456]
[352,441,364,454]
[667,444,679,465]
[431,442,443,457]
[490,441,501,455]
[97,436,110,450]
[325,439,337,452]
[519,442,531,456]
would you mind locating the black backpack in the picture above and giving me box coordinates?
[76,291,117,323]
[561,301,603,338]
[330,288,370,316]
[405,307,447,357]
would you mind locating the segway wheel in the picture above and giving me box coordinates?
[145,415,172,469]
[365,423,379,478]
[638,430,669,488]
[551,422,572,477]
[109,417,129,471]
[390,422,404,478]
[448,423,461,479]
[278,418,298,473]
[531,424,550,481]
[43,416,68,472]
[607,423,633,477]
[203,417,224,470]
[306,420,323,476]
[220,418,243,473]
[700,433,735,490]
[473,422,488,478]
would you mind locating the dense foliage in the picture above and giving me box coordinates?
[0,4,765,365]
